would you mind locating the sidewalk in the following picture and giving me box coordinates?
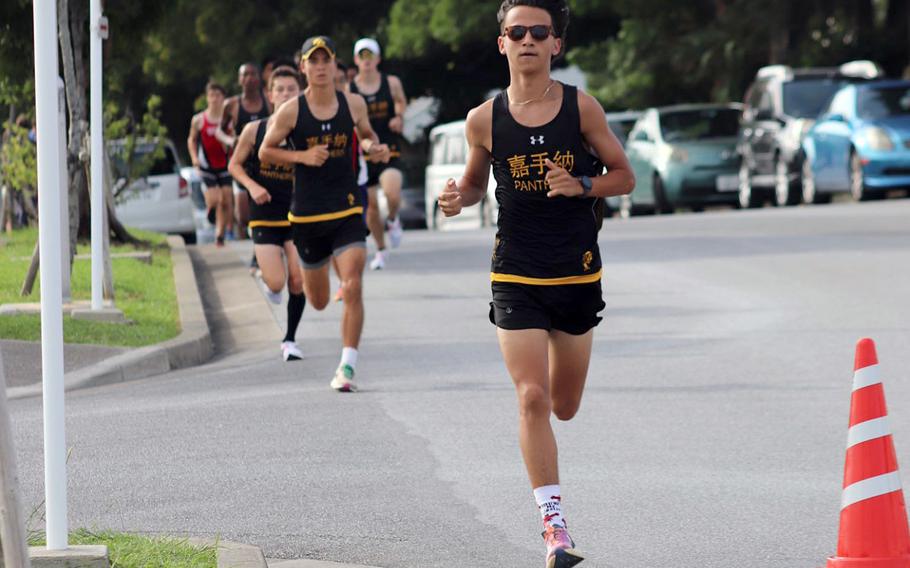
[3,236,212,399]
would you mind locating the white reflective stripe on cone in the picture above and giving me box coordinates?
[842,471,903,510]
[847,416,892,449]
[853,364,882,391]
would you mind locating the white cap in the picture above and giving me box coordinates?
[354,38,381,57]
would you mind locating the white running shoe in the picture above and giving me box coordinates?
[281,341,304,361]
[330,364,357,392]
[369,251,386,271]
[386,216,403,249]
[265,288,283,305]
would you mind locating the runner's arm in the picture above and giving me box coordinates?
[388,75,407,134]
[187,114,201,168]
[457,102,493,207]
[227,122,271,204]
[259,98,301,165]
[348,93,390,162]
[578,91,635,198]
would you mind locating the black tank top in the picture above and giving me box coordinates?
[349,73,401,158]
[243,120,294,225]
[288,91,362,222]
[236,94,270,134]
[490,83,602,284]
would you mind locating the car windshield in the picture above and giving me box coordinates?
[110,142,176,179]
[608,119,638,145]
[782,79,844,118]
[660,109,740,142]
[857,86,910,120]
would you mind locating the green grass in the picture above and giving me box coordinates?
[0,227,181,347]
[29,529,217,568]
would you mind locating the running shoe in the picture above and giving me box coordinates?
[281,341,304,361]
[543,525,584,568]
[334,287,344,302]
[215,235,225,248]
[369,250,386,270]
[386,216,403,249]
[329,364,357,392]
[264,288,282,305]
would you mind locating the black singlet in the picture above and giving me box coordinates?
[243,120,293,226]
[349,73,401,158]
[490,83,602,285]
[288,91,362,222]
[236,94,270,135]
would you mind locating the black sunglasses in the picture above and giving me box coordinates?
[502,25,554,42]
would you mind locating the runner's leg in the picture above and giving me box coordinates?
[497,328,558,488]
[282,239,306,359]
[379,168,402,217]
[203,187,222,238]
[366,185,386,251]
[234,186,250,239]
[335,245,366,349]
[548,330,594,421]
[219,185,234,238]
[302,262,331,311]
[255,244,287,293]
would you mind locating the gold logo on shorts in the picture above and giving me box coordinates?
[347,193,355,206]
[582,251,593,271]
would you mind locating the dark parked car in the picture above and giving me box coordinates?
[737,60,882,208]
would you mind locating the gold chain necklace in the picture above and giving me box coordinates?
[509,80,556,106]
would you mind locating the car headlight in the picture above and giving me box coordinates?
[669,146,689,163]
[861,126,895,151]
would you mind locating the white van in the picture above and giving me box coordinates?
[111,138,196,241]
[424,120,497,230]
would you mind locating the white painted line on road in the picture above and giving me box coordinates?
[841,471,902,509]
[847,416,891,449]
[853,364,881,391]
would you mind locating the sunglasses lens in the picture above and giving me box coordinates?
[507,26,528,41]
[530,25,551,40]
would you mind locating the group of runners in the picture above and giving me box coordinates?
[185,1,635,565]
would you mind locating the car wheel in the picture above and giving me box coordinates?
[619,194,633,219]
[850,151,870,202]
[801,156,830,204]
[653,175,674,215]
[738,161,761,209]
[774,156,800,207]
[479,195,494,228]
[432,200,448,231]
[179,231,197,245]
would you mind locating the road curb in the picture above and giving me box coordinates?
[216,540,267,568]
[6,236,213,400]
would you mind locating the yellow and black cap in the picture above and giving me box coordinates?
[300,36,336,61]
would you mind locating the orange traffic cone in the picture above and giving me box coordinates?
[827,338,910,567]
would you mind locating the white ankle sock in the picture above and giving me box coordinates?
[533,485,565,529]
[340,347,358,370]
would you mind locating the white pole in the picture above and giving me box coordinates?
[0,372,33,568]
[33,0,69,551]
[58,78,71,304]
[89,0,103,311]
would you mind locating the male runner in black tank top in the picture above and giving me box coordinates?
[224,63,272,245]
[260,36,390,393]
[349,38,408,270]
[438,2,635,566]
[228,67,306,363]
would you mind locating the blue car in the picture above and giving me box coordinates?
[802,80,910,202]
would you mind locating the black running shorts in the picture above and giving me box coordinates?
[367,158,401,187]
[489,281,605,335]
[292,214,369,269]
[200,168,232,188]
[250,224,292,246]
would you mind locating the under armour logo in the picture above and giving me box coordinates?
[321,123,331,132]
[530,135,544,145]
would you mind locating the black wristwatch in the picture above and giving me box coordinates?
[577,175,593,196]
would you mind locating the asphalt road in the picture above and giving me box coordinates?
[8,199,910,567]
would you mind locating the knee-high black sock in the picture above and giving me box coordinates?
[284,292,306,342]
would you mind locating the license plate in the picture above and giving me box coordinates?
[716,175,739,192]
